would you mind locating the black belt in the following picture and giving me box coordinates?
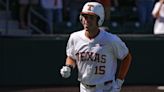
[82,80,113,87]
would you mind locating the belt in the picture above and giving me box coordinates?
[82,80,113,87]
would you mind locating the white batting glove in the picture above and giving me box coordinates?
[60,66,71,78]
[111,79,124,92]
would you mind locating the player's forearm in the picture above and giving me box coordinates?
[117,53,132,80]
[66,56,76,69]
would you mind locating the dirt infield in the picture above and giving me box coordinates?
[0,85,164,92]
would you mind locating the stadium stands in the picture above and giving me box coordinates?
[0,0,154,35]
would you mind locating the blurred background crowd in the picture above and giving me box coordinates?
[0,0,159,36]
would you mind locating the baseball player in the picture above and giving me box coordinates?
[60,2,132,92]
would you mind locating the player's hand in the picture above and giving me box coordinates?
[60,66,71,78]
[111,79,124,92]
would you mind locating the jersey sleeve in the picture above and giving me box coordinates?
[66,34,76,60]
[112,36,129,60]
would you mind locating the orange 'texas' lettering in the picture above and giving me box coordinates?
[87,5,94,11]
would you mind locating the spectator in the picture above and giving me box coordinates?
[152,0,164,34]
[135,0,155,26]
[54,0,63,25]
[19,0,39,29]
[41,0,63,34]
[65,0,88,27]
[112,0,119,7]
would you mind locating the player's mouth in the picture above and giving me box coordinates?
[84,23,89,28]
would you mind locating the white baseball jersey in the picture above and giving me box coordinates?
[66,28,129,85]
[152,2,164,34]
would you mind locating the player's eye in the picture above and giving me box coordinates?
[83,14,97,20]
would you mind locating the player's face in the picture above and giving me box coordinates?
[81,14,98,31]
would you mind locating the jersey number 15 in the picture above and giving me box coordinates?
[95,66,105,75]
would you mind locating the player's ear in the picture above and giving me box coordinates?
[79,15,85,25]
[79,15,83,23]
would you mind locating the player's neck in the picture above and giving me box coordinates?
[85,28,100,39]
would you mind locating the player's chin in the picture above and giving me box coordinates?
[84,28,90,32]
[84,26,89,30]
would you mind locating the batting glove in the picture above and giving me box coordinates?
[60,66,71,78]
[111,79,124,92]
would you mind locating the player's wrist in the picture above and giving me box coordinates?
[116,78,124,87]
[112,78,124,92]
[66,65,74,71]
